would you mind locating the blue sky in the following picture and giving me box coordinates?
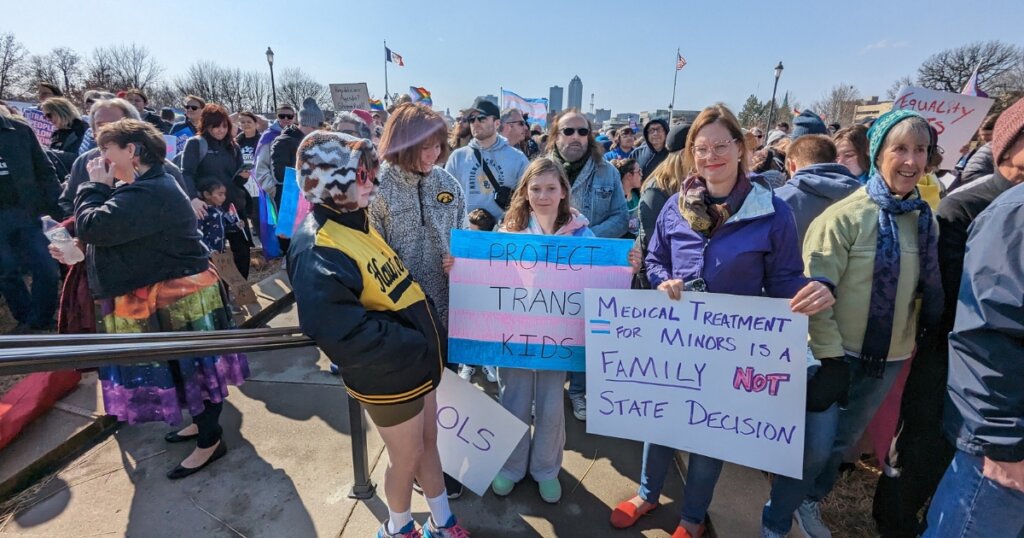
[8,0,1023,115]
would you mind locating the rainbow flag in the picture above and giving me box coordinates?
[409,86,432,106]
[369,98,384,111]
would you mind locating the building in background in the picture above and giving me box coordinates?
[595,108,611,124]
[549,86,563,113]
[853,96,893,124]
[568,76,583,111]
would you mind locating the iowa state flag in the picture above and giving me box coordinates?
[385,47,404,66]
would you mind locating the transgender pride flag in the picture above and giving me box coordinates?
[447,230,633,372]
[501,89,549,127]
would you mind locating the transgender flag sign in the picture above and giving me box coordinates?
[448,230,634,372]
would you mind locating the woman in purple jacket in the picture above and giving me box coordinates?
[609,105,836,538]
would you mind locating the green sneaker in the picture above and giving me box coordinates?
[538,477,561,503]
[491,475,515,496]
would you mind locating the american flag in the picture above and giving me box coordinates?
[676,53,687,71]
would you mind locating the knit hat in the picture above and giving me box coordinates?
[666,123,690,153]
[765,129,787,147]
[298,98,325,128]
[992,97,1024,164]
[791,109,828,139]
[866,108,926,176]
[295,131,379,211]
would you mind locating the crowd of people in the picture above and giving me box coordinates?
[0,78,1022,538]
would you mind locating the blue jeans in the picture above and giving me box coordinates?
[924,451,1024,537]
[807,357,904,501]
[638,443,723,526]
[568,370,585,398]
[0,208,58,328]
[762,404,840,533]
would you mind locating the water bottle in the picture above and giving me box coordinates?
[41,216,84,265]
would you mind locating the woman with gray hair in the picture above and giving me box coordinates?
[333,111,373,139]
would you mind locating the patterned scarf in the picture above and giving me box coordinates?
[678,173,752,236]
[862,174,943,377]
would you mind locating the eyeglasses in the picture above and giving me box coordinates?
[278,114,294,120]
[505,120,525,127]
[184,105,201,111]
[467,115,492,124]
[355,168,373,186]
[560,127,590,137]
[44,113,53,121]
[692,138,737,158]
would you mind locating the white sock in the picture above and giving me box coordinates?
[425,492,453,527]
[387,509,412,534]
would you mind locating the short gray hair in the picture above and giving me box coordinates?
[500,109,523,123]
[333,111,372,139]
[90,98,141,125]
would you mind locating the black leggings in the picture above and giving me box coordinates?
[225,225,251,280]
[192,400,224,449]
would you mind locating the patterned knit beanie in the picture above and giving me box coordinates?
[295,131,379,211]
[867,108,926,176]
[992,97,1024,164]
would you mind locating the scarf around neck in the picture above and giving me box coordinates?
[553,147,588,184]
[861,174,943,377]
[678,172,752,236]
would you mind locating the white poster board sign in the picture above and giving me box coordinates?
[892,86,994,170]
[435,370,528,495]
[584,290,808,478]
[329,83,370,111]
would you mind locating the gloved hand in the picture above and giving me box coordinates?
[807,359,849,412]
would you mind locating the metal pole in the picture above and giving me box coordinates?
[383,40,390,108]
[766,75,780,136]
[269,63,277,113]
[347,397,376,499]
[670,48,680,123]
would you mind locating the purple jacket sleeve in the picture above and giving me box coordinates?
[764,200,812,299]
[644,202,674,288]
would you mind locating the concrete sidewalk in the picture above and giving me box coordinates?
[1,303,784,537]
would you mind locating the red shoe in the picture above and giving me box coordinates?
[670,523,705,538]
[610,499,658,529]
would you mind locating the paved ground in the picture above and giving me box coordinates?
[0,304,783,537]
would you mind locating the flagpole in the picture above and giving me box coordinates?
[669,48,680,124]
[384,40,390,107]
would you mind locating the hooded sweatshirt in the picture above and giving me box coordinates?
[444,135,528,220]
[630,119,669,178]
[774,162,860,243]
[507,208,595,237]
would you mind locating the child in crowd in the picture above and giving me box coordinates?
[467,208,496,231]
[197,179,243,254]
[445,157,640,504]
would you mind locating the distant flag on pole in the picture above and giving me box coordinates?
[409,86,432,106]
[676,52,687,71]
[501,89,549,128]
[369,98,385,112]
[961,64,988,98]
[385,47,405,66]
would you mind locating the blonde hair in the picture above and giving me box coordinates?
[502,158,573,232]
[41,97,80,128]
[641,150,687,195]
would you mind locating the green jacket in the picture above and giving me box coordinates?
[803,187,933,360]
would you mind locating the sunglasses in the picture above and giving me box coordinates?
[560,127,590,137]
[355,167,374,186]
[467,115,493,124]
[278,114,295,120]
[44,113,53,121]
[184,105,201,111]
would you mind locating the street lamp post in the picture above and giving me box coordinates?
[266,47,277,113]
[765,61,784,135]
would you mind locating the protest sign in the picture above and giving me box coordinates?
[163,135,178,160]
[175,127,194,155]
[435,370,529,495]
[892,86,994,169]
[274,167,310,239]
[329,83,370,111]
[448,230,633,372]
[584,289,808,478]
[22,108,54,147]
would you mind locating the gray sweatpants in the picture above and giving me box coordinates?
[496,367,566,482]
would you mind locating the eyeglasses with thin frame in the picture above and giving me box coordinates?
[560,127,590,137]
[692,138,738,159]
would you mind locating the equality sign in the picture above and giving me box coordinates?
[22,108,54,147]
[448,229,633,372]
[329,83,370,111]
[584,289,808,478]
[435,370,528,496]
[892,86,994,170]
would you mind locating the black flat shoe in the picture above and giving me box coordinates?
[164,430,199,443]
[166,441,227,480]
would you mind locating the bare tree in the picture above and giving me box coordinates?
[0,32,28,99]
[83,47,118,91]
[917,41,1022,93]
[146,81,180,110]
[277,67,330,112]
[175,61,221,103]
[25,55,59,95]
[107,43,163,90]
[241,71,272,114]
[812,84,861,127]
[886,75,916,100]
[50,47,83,96]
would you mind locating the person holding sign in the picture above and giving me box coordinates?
[610,105,835,538]
[793,109,944,538]
[445,157,641,504]
[287,132,466,538]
